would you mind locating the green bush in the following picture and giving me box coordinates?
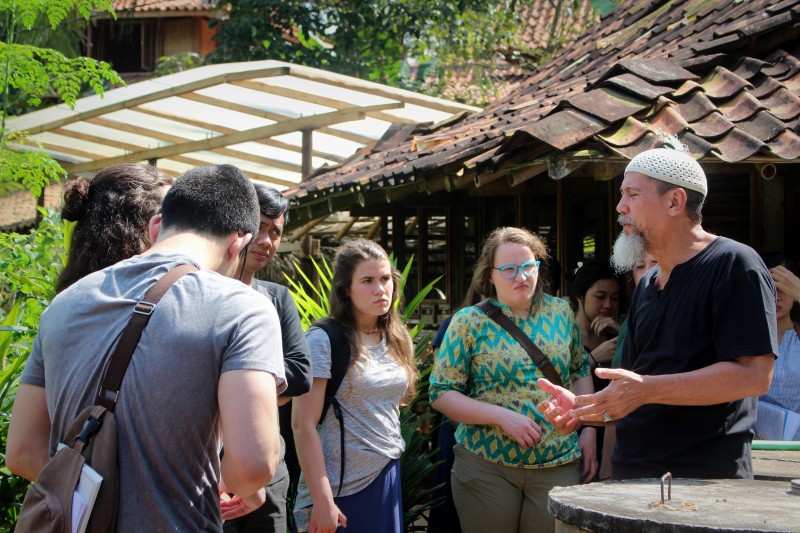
[0,209,70,528]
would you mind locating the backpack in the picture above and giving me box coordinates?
[15,265,195,533]
[287,318,351,498]
[314,318,352,427]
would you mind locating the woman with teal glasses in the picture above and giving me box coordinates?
[430,227,596,533]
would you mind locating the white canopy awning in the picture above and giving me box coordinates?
[7,60,479,189]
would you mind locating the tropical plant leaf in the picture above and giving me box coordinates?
[404,275,443,323]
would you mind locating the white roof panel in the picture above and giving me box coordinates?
[5,60,480,188]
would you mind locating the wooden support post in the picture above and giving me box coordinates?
[302,128,313,180]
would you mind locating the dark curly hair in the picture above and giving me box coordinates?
[56,164,173,293]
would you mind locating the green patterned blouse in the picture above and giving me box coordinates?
[430,294,590,468]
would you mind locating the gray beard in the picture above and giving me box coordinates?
[611,230,648,274]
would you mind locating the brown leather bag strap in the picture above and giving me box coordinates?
[476,300,563,387]
[96,264,197,410]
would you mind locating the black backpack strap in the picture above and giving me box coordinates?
[313,318,351,496]
[315,318,352,424]
[476,300,564,387]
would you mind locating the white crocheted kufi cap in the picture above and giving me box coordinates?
[625,148,707,196]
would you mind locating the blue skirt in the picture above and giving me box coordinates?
[296,458,402,533]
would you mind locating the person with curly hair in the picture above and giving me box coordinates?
[56,163,173,293]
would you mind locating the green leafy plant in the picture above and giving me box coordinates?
[0,209,71,528]
[154,51,203,77]
[284,253,445,531]
[0,0,122,195]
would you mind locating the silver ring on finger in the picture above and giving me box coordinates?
[602,411,612,423]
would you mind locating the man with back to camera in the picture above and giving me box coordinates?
[7,164,286,530]
[539,146,778,479]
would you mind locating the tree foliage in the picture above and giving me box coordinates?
[0,210,71,527]
[207,0,525,87]
[0,1,121,526]
[0,0,122,196]
[207,1,608,103]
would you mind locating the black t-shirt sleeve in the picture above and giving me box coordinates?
[711,261,779,361]
[270,282,313,397]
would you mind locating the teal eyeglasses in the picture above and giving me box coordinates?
[493,260,541,280]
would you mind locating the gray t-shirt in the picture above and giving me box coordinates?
[295,327,407,510]
[21,253,285,532]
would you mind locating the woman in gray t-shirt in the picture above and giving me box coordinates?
[292,239,417,533]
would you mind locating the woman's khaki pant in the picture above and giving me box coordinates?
[451,444,580,533]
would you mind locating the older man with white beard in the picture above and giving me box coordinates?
[538,147,778,480]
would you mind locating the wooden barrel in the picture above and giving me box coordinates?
[549,478,800,532]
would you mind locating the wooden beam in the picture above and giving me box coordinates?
[40,141,110,161]
[52,127,147,153]
[368,111,418,125]
[507,163,548,187]
[168,153,296,187]
[21,65,291,135]
[317,126,375,145]
[289,66,479,115]
[85,117,187,144]
[212,147,302,173]
[335,216,359,241]
[231,80,412,128]
[289,215,328,241]
[61,106,386,174]
[180,92,385,145]
[365,217,381,240]
[230,83,411,126]
[78,120,299,177]
[301,129,313,179]
[181,92,289,123]
[133,105,347,162]
[232,79,356,110]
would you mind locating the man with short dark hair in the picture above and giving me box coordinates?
[7,164,286,531]
[539,147,777,480]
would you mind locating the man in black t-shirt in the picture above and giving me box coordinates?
[538,147,778,479]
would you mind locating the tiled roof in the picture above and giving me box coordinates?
[112,0,216,13]
[0,185,63,232]
[287,0,800,215]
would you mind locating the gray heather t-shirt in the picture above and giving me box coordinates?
[21,253,285,532]
[295,327,407,511]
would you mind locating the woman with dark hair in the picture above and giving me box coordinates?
[56,164,173,293]
[759,252,800,439]
[224,182,311,532]
[568,261,622,372]
[568,260,621,481]
[430,227,594,533]
[292,239,417,533]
